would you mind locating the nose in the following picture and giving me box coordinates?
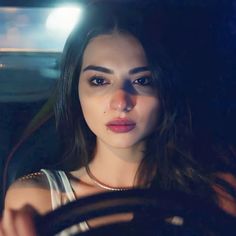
[109,89,135,113]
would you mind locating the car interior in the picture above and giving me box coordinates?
[0,0,70,210]
[0,0,236,235]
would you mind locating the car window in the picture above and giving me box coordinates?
[0,5,82,102]
[0,5,83,198]
[0,6,81,50]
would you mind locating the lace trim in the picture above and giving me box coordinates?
[18,172,44,181]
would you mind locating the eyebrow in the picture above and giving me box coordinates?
[129,66,150,74]
[82,65,150,74]
[83,65,113,74]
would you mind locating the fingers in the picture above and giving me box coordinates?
[14,205,38,236]
[0,220,6,236]
[1,209,17,235]
[0,205,38,236]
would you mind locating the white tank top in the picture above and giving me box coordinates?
[41,169,89,236]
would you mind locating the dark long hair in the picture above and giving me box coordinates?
[55,1,214,198]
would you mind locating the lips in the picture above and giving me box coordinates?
[106,118,136,133]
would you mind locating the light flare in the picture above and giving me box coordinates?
[46,6,82,35]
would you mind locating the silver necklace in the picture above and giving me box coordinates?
[85,166,132,191]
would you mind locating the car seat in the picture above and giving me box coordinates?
[1,95,61,212]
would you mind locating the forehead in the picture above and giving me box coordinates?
[81,33,148,66]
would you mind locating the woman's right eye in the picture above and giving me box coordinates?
[89,76,109,86]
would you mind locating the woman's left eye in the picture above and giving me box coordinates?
[133,77,152,86]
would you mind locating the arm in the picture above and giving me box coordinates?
[0,172,52,236]
[4,181,52,214]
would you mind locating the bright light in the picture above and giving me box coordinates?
[46,6,82,34]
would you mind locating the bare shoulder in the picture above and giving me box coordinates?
[213,172,236,216]
[5,171,52,214]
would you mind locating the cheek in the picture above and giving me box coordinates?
[79,97,105,133]
[79,101,97,136]
[80,99,96,121]
[141,99,160,128]
[79,84,93,120]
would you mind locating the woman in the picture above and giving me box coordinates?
[1,1,235,235]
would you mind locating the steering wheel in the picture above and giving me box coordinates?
[34,189,236,236]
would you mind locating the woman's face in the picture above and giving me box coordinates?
[78,32,160,149]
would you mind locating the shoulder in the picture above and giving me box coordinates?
[213,172,236,217]
[5,171,52,214]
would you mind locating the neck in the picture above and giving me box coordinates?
[89,140,145,188]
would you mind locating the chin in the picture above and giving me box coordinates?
[106,138,144,150]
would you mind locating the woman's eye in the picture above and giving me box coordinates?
[133,76,152,86]
[89,76,109,86]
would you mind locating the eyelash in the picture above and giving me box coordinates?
[88,76,153,87]
[89,76,109,86]
[133,76,152,86]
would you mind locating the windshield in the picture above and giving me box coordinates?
[0,6,82,51]
[0,5,83,102]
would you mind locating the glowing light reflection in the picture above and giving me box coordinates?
[46,6,82,34]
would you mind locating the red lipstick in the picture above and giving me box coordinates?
[106,118,136,133]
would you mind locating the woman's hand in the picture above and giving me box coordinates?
[0,205,38,236]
